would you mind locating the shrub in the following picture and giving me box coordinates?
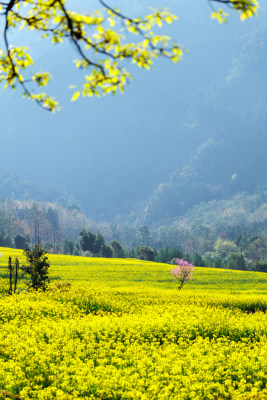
[252,262,267,273]
[138,246,155,261]
[54,281,71,291]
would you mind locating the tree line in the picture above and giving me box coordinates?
[1,199,266,272]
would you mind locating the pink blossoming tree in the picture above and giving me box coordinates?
[170,259,194,290]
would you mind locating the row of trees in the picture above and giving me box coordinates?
[64,229,126,259]
[69,229,263,272]
[0,199,266,271]
[64,229,186,263]
[0,199,90,252]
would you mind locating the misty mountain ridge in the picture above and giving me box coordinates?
[0,166,77,208]
[135,22,267,227]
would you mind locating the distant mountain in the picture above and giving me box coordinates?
[0,166,77,207]
[136,23,267,226]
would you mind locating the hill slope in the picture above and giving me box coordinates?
[134,22,267,226]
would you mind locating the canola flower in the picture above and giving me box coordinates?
[0,248,266,399]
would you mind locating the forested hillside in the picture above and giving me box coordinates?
[0,199,89,251]
[0,167,74,206]
[139,22,267,226]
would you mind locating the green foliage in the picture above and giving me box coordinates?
[14,234,29,250]
[44,242,53,253]
[252,261,267,273]
[138,246,155,261]
[101,245,113,258]
[246,235,267,262]
[79,229,96,253]
[137,226,151,246]
[0,235,12,248]
[156,246,184,263]
[214,238,238,258]
[203,255,224,269]
[0,199,92,253]
[63,239,75,255]
[78,229,116,258]
[193,253,206,267]
[212,257,223,269]
[22,244,50,291]
[227,253,247,270]
[126,248,137,258]
[93,233,105,255]
[73,244,81,256]
[109,239,125,258]
[141,137,267,225]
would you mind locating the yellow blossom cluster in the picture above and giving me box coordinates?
[0,248,266,399]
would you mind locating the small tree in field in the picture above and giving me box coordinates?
[22,244,50,291]
[170,259,194,290]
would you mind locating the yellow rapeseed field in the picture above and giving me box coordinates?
[0,248,266,399]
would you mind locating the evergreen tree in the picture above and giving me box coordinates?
[22,244,50,291]
[193,253,206,267]
[79,229,96,253]
[109,240,125,258]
